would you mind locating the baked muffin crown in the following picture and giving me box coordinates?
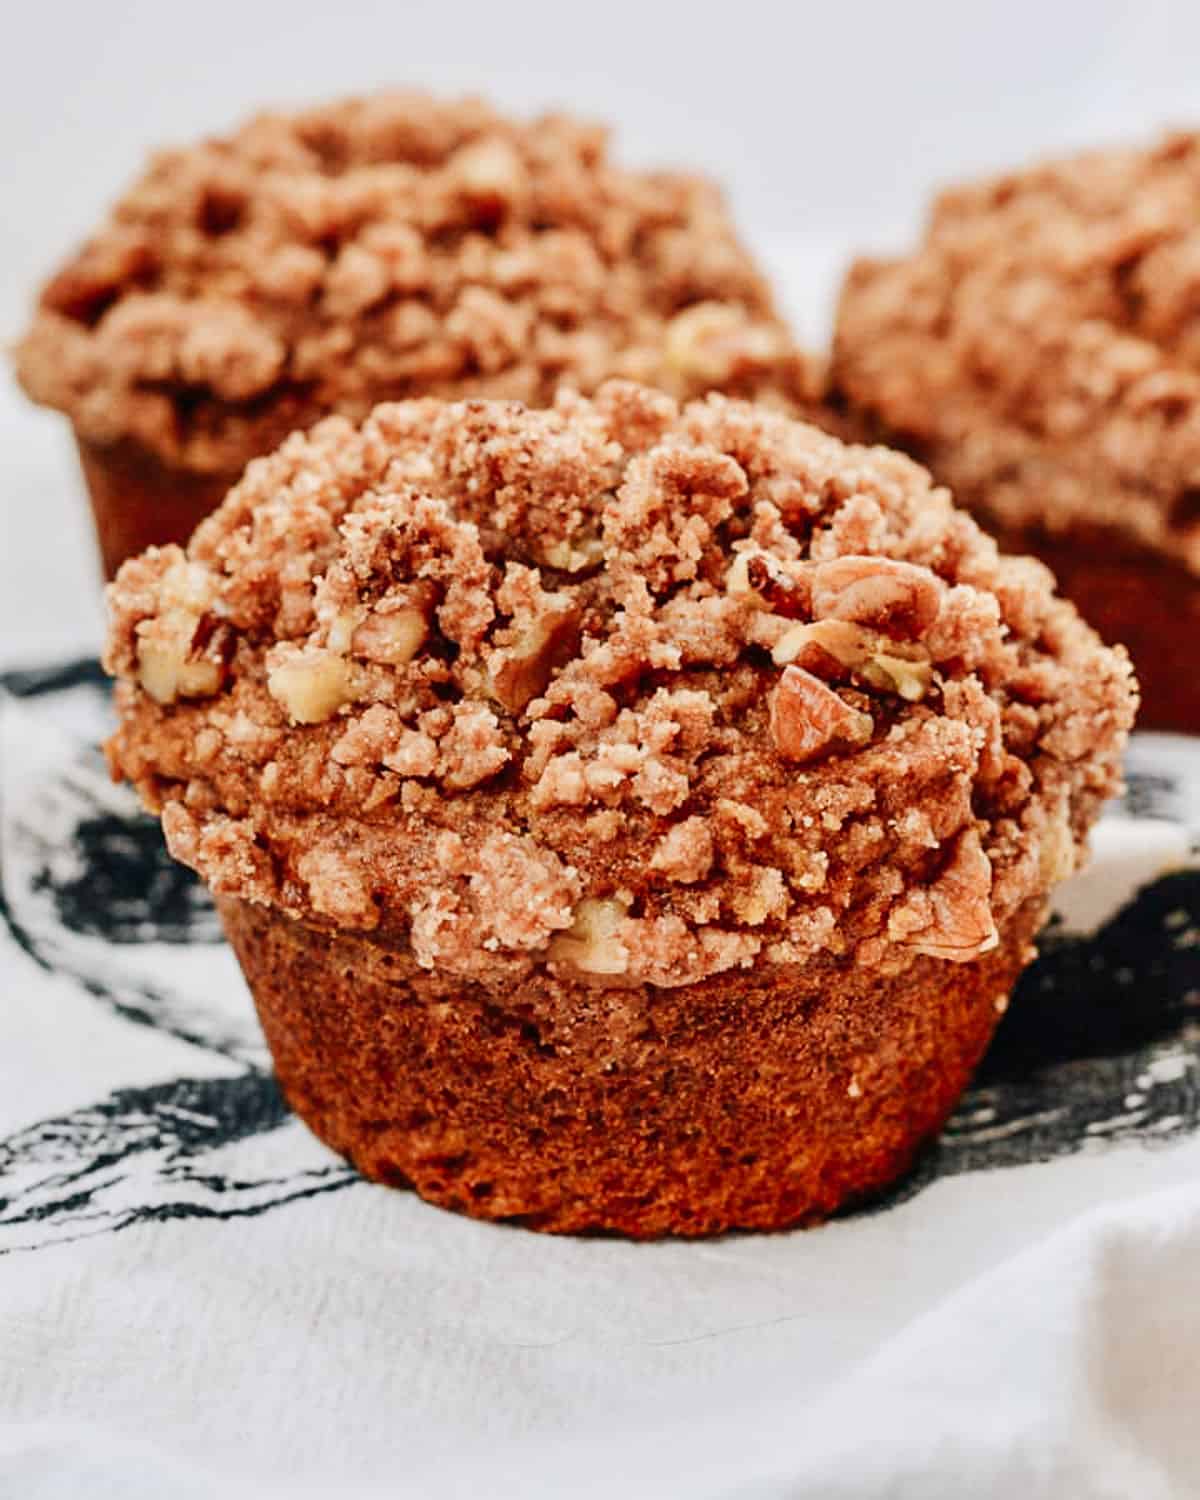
[104,383,1136,987]
[16,90,816,474]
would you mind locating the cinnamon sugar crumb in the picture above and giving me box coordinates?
[106,384,1136,987]
[650,818,715,885]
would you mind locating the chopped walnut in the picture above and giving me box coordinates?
[547,897,630,975]
[350,592,432,666]
[133,558,225,704]
[769,665,874,763]
[324,608,362,655]
[266,646,357,724]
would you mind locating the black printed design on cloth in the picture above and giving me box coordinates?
[0,1074,353,1251]
[0,660,1197,1250]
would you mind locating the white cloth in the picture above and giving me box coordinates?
[2,661,1200,1500]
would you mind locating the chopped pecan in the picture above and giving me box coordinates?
[726,548,811,618]
[343,581,437,666]
[772,619,933,702]
[811,555,942,639]
[489,600,582,714]
[769,665,874,763]
[892,828,999,963]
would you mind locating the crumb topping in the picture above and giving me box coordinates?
[104,383,1136,987]
[834,130,1200,572]
[16,91,819,473]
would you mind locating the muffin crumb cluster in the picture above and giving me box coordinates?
[104,383,1136,987]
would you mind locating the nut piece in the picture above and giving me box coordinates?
[489,601,581,714]
[811,556,942,639]
[726,549,810,618]
[773,619,933,702]
[538,533,605,574]
[134,558,224,705]
[351,606,429,667]
[546,897,630,976]
[664,301,783,385]
[892,827,999,963]
[325,608,363,655]
[267,646,356,725]
[136,615,223,704]
[769,665,874,764]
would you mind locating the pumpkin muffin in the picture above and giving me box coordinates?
[103,382,1136,1236]
[834,130,1200,732]
[16,90,826,577]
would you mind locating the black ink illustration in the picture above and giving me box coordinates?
[1,659,1198,1251]
[0,660,350,1255]
[0,1075,353,1251]
[874,869,1200,1212]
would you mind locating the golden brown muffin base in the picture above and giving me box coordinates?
[985,521,1198,736]
[219,893,1044,1238]
[77,437,236,579]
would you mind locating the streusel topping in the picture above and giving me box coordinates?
[104,384,1136,987]
[17,91,818,474]
[834,130,1200,571]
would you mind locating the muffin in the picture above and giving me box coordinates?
[833,130,1200,733]
[16,90,826,578]
[102,382,1136,1236]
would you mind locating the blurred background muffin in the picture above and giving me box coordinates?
[16,90,827,577]
[833,130,1200,733]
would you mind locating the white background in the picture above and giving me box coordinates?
[4,0,1200,662]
